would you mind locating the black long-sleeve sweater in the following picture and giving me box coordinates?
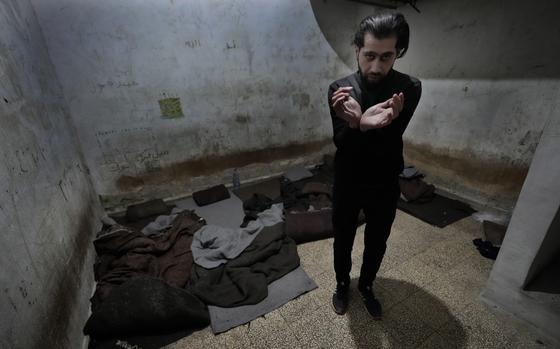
[328,69,422,185]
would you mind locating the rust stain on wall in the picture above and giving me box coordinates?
[404,141,529,205]
[116,139,332,191]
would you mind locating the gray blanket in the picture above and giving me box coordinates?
[191,204,284,268]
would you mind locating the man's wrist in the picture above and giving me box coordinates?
[349,115,361,129]
[358,120,368,131]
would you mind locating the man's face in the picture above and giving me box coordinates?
[356,33,398,85]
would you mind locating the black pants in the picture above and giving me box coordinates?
[332,176,400,287]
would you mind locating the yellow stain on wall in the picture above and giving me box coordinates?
[158,97,184,118]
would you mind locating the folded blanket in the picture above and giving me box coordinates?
[285,208,334,244]
[193,184,230,206]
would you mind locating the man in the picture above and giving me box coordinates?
[328,12,421,318]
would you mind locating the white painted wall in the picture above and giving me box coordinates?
[311,0,560,212]
[31,0,350,208]
[482,112,560,343]
[0,0,102,347]
[405,78,556,211]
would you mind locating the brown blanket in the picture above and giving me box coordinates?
[92,210,206,307]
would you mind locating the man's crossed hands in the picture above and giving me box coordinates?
[331,86,404,131]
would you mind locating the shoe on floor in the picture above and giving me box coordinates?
[359,285,382,320]
[332,281,349,315]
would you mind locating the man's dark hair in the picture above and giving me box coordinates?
[353,12,410,58]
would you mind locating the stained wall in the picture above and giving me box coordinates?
[31,0,350,209]
[0,0,102,347]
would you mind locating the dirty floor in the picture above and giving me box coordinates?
[164,211,552,349]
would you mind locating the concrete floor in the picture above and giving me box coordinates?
[164,211,553,349]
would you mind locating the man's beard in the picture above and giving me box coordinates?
[358,62,389,89]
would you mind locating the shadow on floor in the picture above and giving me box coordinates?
[347,277,466,348]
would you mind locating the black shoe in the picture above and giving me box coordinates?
[359,285,382,320]
[332,281,349,315]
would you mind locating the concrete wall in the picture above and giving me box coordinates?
[31,0,350,210]
[0,0,556,345]
[525,206,560,287]
[0,0,102,348]
[481,111,560,343]
[311,0,560,212]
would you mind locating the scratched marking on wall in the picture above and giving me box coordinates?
[95,126,170,174]
[185,39,201,48]
[4,144,47,177]
[226,40,237,49]
[136,149,170,172]
[92,80,138,93]
[2,140,80,208]
[158,97,184,118]
[100,148,170,175]
[95,127,152,137]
